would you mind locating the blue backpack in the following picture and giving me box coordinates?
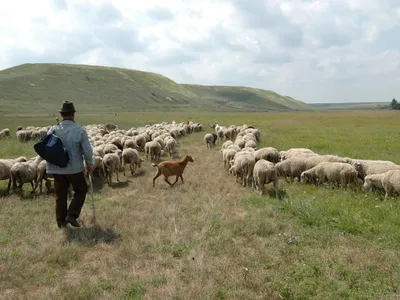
[34,126,70,168]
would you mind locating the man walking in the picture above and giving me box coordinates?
[46,101,94,228]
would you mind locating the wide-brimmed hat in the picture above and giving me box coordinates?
[58,101,76,113]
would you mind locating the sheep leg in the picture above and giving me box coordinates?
[19,182,23,195]
[130,163,134,175]
[247,174,252,188]
[164,176,173,187]
[7,178,11,193]
[106,170,112,186]
[273,180,279,198]
[107,171,112,186]
[179,175,184,183]
[242,166,248,187]
[30,181,38,194]
[172,175,179,186]
[106,171,111,186]
[45,179,51,193]
[123,164,126,176]
[384,185,392,200]
[116,168,120,182]
[12,177,17,190]
[153,170,161,187]
[260,182,265,196]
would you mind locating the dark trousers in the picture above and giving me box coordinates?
[53,172,88,226]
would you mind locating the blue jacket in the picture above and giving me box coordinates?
[46,120,94,175]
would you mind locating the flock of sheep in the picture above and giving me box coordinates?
[208,123,400,199]
[1,119,400,200]
[0,126,49,142]
[0,121,203,195]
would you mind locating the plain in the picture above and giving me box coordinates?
[0,110,400,300]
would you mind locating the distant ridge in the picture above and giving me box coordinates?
[311,102,389,110]
[0,63,314,114]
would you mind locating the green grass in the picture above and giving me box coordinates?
[0,63,313,115]
[1,110,400,299]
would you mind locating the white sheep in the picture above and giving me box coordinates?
[88,155,104,179]
[103,143,119,154]
[275,157,308,182]
[244,140,257,149]
[364,170,400,199]
[221,140,234,149]
[227,144,241,152]
[165,138,178,158]
[153,137,165,150]
[252,159,279,197]
[0,128,11,139]
[35,159,48,194]
[300,162,359,187]
[229,153,255,187]
[350,159,400,180]
[304,154,349,170]
[93,146,105,158]
[122,148,143,176]
[204,133,217,148]
[220,148,237,170]
[279,148,317,161]
[9,156,44,194]
[363,173,385,193]
[146,141,162,162]
[0,156,28,192]
[102,150,122,186]
[134,134,147,151]
[254,147,280,163]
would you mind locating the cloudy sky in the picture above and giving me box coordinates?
[1,0,399,103]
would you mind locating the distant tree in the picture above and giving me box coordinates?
[391,98,397,109]
[390,98,400,110]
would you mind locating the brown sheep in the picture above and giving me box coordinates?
[152,155,194,187]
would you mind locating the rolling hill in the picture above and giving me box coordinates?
[0,63,313,114]
[311,102,389,110]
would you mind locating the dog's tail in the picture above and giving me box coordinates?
[151,163,159,168]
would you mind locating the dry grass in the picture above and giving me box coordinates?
[1,110,400,299]
[0,134,278,299]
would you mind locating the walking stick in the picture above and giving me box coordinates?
[88,173,96,225]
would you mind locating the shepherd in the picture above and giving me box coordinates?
[46,101,94,228]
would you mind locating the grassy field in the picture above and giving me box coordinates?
[0,63,313,115]
[1,110,400,299]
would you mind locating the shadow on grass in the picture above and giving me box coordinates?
[123,169,147,178]
[1,188,38,200]
[63,225,120,246]
[91,176,106,192]
[0,189,11,198]
[133,169,146,176]
[266,188,289,199]
[109,180,129,189]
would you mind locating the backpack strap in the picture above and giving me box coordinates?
[49,125,57,135]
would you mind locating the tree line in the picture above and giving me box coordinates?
[391,98,400,110]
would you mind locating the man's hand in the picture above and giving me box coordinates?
[87,165,94,175]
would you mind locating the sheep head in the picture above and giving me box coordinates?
[184,155,194,163]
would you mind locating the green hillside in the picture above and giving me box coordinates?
[0,63,313,114]
[182,84,312,111]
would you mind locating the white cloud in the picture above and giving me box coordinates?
[0,0,399,103]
